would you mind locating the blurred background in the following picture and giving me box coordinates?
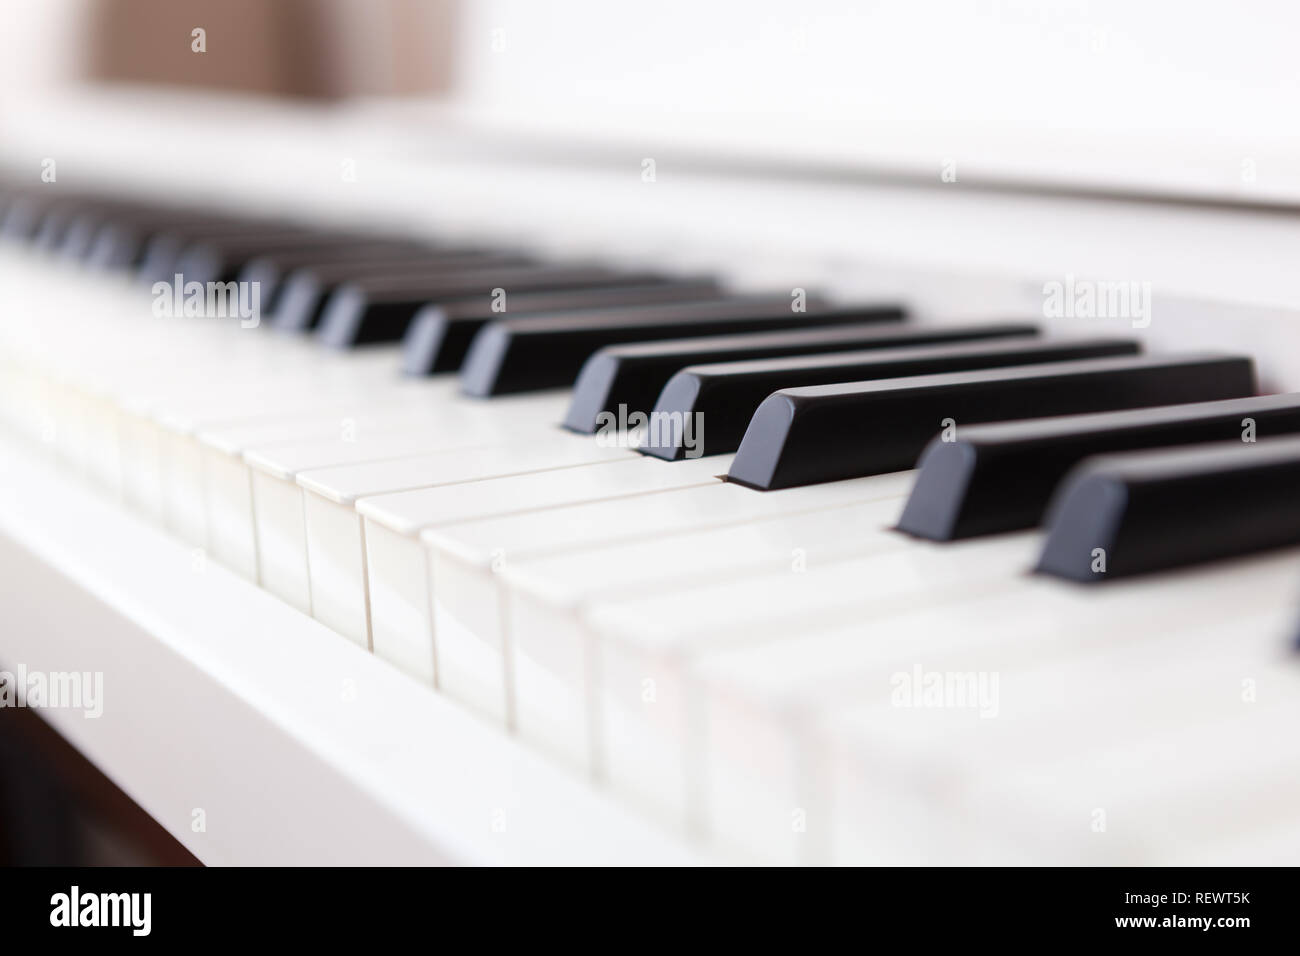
[3,0,1300,201]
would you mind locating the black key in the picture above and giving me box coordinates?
[899,393,1300,541]
[58,199,193,261]
[460,299,906,397]
[270,256,568,333]
[87,208,247,270]
[1,195,51,241]
[173,232,481,287]
[165,230,369,285]
[726,353,1256,490]
[41,197,183,258]
[22,195,140,251]
[1035,437,1300,583]
[31,202,85,252]
[9,195,82,246]
[88,216,176,270]
[58,209,114,260]
[0,186,47,234]
[139,222,313,283]
[270,256,528,332]
[400,279,725,376]
[563,322,1044,433]
[0,191,20,238]
[316,265,671,349]
[239,243,492,310]
[85,219,144,268]
[641,336,1138,459]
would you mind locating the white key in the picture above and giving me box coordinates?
[1162,814,1300,867]
[241,391,575,606]
[248,433,497,611]
[144,376,465,535]
[965,691,1300,865]
[580,529,1039,828]
[690,550,1300,863]
[500,494,910,774]
[419,471,915,730]
[161,395,457,547]
[296,436,635,647]
[359,454,725,683]
[198,391,572,577]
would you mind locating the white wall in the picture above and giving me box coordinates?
[453,0,1300,201]
[0,0,93,106]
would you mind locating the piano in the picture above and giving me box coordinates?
[3,1,1300,867]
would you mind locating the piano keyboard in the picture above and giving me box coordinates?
[3,177,1300,867]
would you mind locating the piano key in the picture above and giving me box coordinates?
[58,208,121,260]
[818,604,1300,864]
[295,439,639,647]
[197,407,448,577]
[240,243,498,311]
[114,353,446,521]
[85,207,247,270]
[17,305,246,491]
[270,259,469,333]
[95,335,407,455]
[460,299,906,397]
[264,251,537,332]
[30,201,85,252]
[499,495,911,769]
[586,527,1300,846]
[0,194,49,240]
[418,471,915,725]
[727,353,1257,490]
[237,393,585,608]
[165,385,493,548]
[1174,818,1300,868]
[642,336,1140,459]
[85,220,144,269]
[175,232,455,286]
[5,193,77,244]
[963,695,1300,864]
[899,392,1300,541]
[138,222,313,283]
[45,198,182,261]
[577,528,1040,825]
[359,455,729,685]
[38,197,161,258]
[197,412,441,572]
[248,434,489,612]
[563,321,1041,434]
[401,279,726,376]
[316,264,671,348]
[194,384,570,577]
[1036,436,1300,582]
[698,556,1300,862]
